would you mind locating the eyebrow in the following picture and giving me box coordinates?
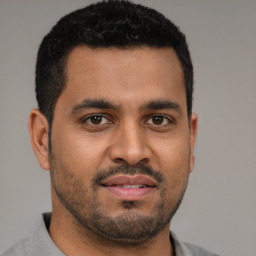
[71,99,119,114]
[141,100,182,113]
[71,98,182,115]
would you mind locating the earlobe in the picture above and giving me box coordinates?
[29,109,50,170]
[189,113,198,172]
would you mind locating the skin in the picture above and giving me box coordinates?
[29,46,198,256]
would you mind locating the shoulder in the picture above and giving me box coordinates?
[0,238,31,256]
[182,242,220,256]
[171,232,220,256]
[1,213,64,256]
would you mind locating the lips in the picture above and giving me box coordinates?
[100,175,157,200]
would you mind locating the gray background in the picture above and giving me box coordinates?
[0,0,256,255]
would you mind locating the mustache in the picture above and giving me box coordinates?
[92,164,165,186]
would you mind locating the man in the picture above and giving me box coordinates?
[1,1,219,255]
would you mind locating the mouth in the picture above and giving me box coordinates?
[112,184,148,188]
[100,175,157,200]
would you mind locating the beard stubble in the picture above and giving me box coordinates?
[50,155,188,245]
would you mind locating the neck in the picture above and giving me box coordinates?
[49,209,174,256]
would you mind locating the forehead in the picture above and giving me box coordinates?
[60,46,186,110]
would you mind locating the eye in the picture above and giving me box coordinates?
[83,115,111,125]
[145,115,172,126]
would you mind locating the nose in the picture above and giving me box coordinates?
[108,122,152,166]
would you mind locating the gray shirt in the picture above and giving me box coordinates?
[1,213,219,256]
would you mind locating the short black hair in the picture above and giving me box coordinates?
[36,0,193,125]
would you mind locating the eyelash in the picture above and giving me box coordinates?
[81,114,113,125]
[80,114,175,129]
[145,115,174,126]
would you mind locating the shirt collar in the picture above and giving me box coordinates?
[171,231,192,256]
[27,213,65,255]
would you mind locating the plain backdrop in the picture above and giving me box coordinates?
[0,0,256,255]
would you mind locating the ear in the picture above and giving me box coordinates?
[29,109,50,170]
[189,113,198,172]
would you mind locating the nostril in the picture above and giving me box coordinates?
[108,136,152,166]
[137,158,150,165]
[113,158,128,164]
[113,157,149,166]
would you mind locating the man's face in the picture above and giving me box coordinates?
[49,46,197,243]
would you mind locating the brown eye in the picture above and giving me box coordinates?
[90,116,103,125]
[152,116,164,125]
[84,115,110,125]
[145,115,171,126]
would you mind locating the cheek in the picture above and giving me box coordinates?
[51,127,109,177]
[153,132,190,165]
[151,134,191,185]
